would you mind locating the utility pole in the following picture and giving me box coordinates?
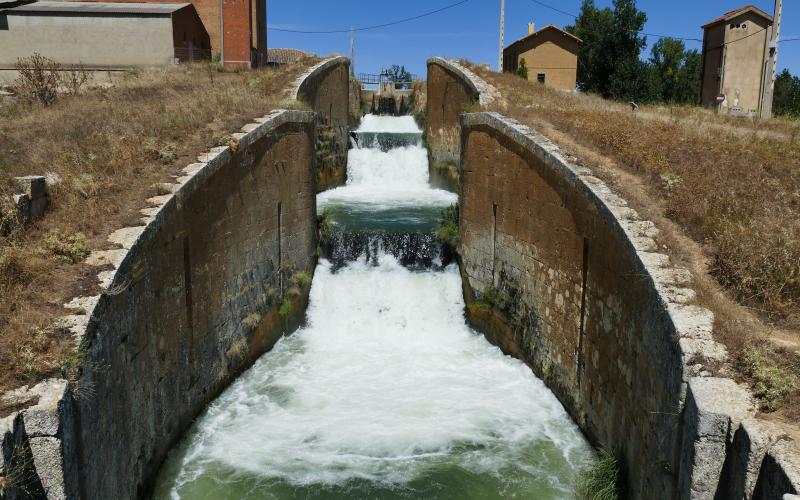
[761,0,782,119]
[349,28,356,77]
[498,0,505,72]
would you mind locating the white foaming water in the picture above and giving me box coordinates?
[155,116,591,499]
[357,113,422,133]
[319,146,456,208]
[160,257,590,498]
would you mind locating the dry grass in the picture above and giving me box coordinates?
[0,58,318,394]
[469,64,800,417]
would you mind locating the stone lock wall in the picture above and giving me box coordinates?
[0,110,320,500]
[459,113,687,497]
[425,58,496,168]
[293,56,351,192]
[72,111,318,499]
[458,112,800,499]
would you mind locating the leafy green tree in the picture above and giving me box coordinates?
[674,49,701,104]
[650,37,685,101]
[515,58,529,79]
[609,59,662,103]
[649,38,700,104]
[773,69,800,117]
[567,0,647,100]
[566,0,614,95]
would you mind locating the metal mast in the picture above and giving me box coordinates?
[498,0,505,72]
[761,0,782,119]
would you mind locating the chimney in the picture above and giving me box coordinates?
[528,21,535,35]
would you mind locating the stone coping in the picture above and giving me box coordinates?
[290,55,350,101]
[427,57,498,106]
[460,111,799,495]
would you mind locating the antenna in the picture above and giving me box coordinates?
[498,0,505,71]
[349,28,356,76]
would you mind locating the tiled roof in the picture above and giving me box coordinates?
[2,0,190,14]
[702,5,772,28]
[505,24,582,51]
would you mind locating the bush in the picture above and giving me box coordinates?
[577,450,622,500]
[59,64,91,95]
[436,203,459,247]
[14,53,60,106]
[515,58,529,80]
[44,230,90,264]
[741,348,798,412]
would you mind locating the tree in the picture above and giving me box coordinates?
[566,0,647,99]
[674,49,701,104]
[649,38,701,104]
[773,69,800,117]
[383,65,412,90]
[515,58,528,79]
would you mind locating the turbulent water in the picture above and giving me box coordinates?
[153,115,591,499]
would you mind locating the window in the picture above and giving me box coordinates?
[741,23,747,29]
[537,73,545,84]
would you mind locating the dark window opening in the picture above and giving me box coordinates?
[537,73,545,84]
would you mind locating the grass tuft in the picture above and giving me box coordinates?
[576,450,622,500]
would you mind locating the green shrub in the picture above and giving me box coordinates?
[44,230,90,264]
[577,450,621,500]
[436,204,459,247]
[742,348,798,412]
[515,58,529,80]
[279,297,292,319]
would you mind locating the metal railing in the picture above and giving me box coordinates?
[174,46,212,63]
[357,72,419,86]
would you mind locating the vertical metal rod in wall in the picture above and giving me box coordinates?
[278,202,283,296]
[219,0,224,66]
[577,238,589,387]
[491,203,498,286]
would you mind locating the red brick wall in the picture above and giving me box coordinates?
[222,0,251,67]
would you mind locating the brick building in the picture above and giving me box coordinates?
[503,23,581,91]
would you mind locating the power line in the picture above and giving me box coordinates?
[268,0,469,34]
[525,0,747,44]
[528,0,575,19]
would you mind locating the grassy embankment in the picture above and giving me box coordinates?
[466,62,800,419]
[0,57,317,396]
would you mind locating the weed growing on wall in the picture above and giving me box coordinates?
[576,450,622,500]
[436,203,459,248]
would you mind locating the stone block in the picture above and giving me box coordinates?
[14,175,46,199]
[679,377,755,500]
[716,419,781,500]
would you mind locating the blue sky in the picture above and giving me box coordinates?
[267,0,797,77]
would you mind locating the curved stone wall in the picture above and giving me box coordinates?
[425,57,496,167]
[457,111,798,499]
[2,110,320,499]
[293,56,351,191]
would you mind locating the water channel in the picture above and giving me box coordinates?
[153,115,592,499]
